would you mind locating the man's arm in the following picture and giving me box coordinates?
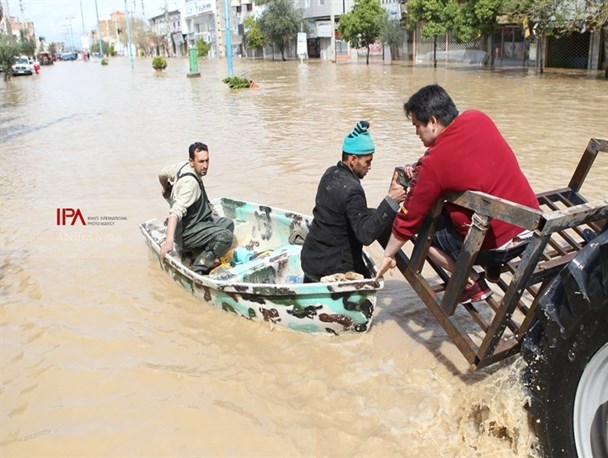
[159,175,172,202]
[160,214,178,260]
[375,232,407,279]
[159,176,200,261]
[346,171,406,246]
[376,162,441,279]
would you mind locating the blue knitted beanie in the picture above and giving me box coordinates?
[342,121,375,155]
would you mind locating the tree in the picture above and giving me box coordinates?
[504,0,608,74]
[258,0,302,61]
[90,39,110,55]
[503,0,576,72]
[583,0,608,77]
[114,16,156,57]
[0,36,21,80]
[19,30,36,57]
[452,0,504,70]
[379,17,407,61]
[196,38,211,57]
[338,0,387,65]
[406,0,459,67]
[244,16,265,57]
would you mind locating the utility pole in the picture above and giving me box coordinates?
[66,16,75,51]
[329,0,336,63]
[223,0,233,76]
[124,0,134,68]
[164,0,169,56]
[79,0,87,52]
[19,0,25,37]
[95,0,104,56]
[79,0,85,34]
[18,0,23,22]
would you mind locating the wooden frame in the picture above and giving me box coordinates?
[386,138,608,368]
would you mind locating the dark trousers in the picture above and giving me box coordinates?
[182,216,234,274]
[432,212,527,268]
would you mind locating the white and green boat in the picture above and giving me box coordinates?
[140,198,383,335]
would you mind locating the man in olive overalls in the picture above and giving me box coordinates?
[159,142,235,274]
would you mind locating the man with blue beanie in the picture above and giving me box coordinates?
[301,121,407,282]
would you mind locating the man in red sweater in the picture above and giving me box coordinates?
[376,84,539,303]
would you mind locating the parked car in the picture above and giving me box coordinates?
[11,56,33,76]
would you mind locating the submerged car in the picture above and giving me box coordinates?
[12,56,33,76]
[61,52,78,61]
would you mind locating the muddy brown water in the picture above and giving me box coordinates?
[1,57,607,457]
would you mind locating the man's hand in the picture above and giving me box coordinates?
[403,164,415,180]
[161,214,178,261]
[388,170,407,203]
[160,237,174,260]
[375,256,396,280]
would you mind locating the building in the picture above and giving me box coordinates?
[149,9,186,57]
[300,0,342,60]
[182,0,232,59]
[231,0,254,57]
[1,15,36,43]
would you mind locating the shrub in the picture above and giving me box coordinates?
[152,55,167,71]
[101,58,109,66]
[0,37,21,80]
[222,76,252,89]
[196,39,211,57]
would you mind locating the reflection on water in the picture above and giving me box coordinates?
[1,56,606,456]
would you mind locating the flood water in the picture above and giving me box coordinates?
[1,56,607,457]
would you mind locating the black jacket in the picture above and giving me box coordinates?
[301,161,397,281]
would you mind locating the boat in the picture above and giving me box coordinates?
[139,197,383,335]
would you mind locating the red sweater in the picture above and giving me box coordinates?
[393,110,539,249]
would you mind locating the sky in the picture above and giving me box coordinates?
[4,0,184,43]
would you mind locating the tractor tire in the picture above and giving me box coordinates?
[523,228,608,458]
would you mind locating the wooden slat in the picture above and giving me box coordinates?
[446,191,541,230]
[409,200,445,273]
[477,339,521,369]
[481,296,521,334]
[536,187,574,201]
[462,302,489,332]
[441,213,490,316]
[392,250,480,364]
[540,200,608,233]
[475,235,551,362]
[568,138,608,193]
